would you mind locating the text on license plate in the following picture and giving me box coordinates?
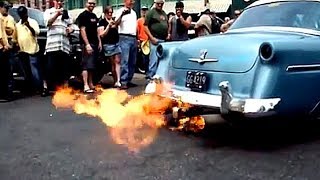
[185,71,208,91]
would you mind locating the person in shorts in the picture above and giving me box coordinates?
[98,6,121,88]
[77,0,102,93]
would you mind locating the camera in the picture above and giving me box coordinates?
[123,9,131,15]
[62,9,69,20]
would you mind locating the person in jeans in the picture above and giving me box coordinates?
[77,0,101,93]
[0,1,15,102]
[167,1,192,41]
[115,0,137,89]
[16,6,42,94]
[98,6,121,88]
[43,0,74,96]
[144,0,168,81]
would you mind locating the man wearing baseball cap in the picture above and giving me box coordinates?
[167,1,192,41]
[144,0,168,82]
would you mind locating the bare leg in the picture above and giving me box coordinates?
[110,56,117,83]
[88,72,94,89]
[43,80,48,89]
[114,54,121,85]
[82,70,90,91]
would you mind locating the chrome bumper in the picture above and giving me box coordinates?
[145,78,281,115]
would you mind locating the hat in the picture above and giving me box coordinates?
[175,1,184,8]
[141,5,148,10]
[198,8,211,16]
[141,40,150,55]
[154,0,165,3]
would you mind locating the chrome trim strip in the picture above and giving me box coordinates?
[188,58,219,63]
[286,64,320,72]
[228,26,320,36]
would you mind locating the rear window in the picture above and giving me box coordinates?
[231,1,320,31]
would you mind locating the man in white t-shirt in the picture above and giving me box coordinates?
[115,0,137,89]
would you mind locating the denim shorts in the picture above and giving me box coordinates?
[103,43,121,57]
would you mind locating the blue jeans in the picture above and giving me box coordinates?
[147,38,165,80]
[29,55,42,89]
[19,52,42,90]
[119,35,137,85]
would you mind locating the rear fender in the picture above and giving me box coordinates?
[156,42,183,82]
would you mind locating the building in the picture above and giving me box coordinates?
[18,0,257,19]
[19,0,49,10]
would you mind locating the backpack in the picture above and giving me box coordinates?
[211,17,221,34]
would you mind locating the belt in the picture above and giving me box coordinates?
[119,33,136,38]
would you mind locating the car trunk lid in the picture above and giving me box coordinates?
[172,32,306,73]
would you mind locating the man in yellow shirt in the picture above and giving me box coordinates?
[15,6,43,94]
[0,1,15,102]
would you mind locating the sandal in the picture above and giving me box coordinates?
[84,89,94,94]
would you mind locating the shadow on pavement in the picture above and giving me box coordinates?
[181,117,320,152]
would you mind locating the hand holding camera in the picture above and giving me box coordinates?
[56,8,63,16]
[122,8,131,16]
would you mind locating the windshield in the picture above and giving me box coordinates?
[231,1,320,31]
[9,7,45,28]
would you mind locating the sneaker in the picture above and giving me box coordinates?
[84,89,94,94]
[114,82,121,88]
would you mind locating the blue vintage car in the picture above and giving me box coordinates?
[145,0,320,122]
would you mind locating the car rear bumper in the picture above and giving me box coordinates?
[145,77,281,118]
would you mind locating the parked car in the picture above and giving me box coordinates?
[146,0,320,123]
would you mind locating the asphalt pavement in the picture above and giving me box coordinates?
[1,73,320,180]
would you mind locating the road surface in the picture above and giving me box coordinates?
[1,74,320,180]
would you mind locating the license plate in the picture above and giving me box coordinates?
[185,71,208,91]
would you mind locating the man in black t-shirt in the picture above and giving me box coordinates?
[77,0,102,93]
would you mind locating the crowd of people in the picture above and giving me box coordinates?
[0,0,241,102]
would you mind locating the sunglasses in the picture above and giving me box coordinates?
[156,3,164,5]
[88,2,96,5]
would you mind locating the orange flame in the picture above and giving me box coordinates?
[52,82,206,152]
[52,85,172,152]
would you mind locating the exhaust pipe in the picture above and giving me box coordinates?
[201,114,226,124]
[171,107,226,124]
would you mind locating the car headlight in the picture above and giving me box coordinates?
[259,43,274,62]
[156,45,164,58]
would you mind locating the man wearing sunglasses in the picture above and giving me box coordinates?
[144,0,168,83]
[77,0,102,93]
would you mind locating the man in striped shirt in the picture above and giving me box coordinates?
[43,0,73,96]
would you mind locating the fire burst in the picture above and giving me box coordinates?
[52,83,205,152]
